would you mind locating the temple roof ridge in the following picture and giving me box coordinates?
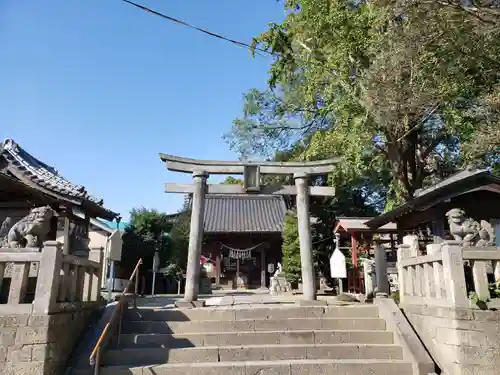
[0,138,118,219]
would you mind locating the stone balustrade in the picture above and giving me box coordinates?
[397,240,500,307]
[0,241,104,374]
[397,240,500,375]
[0,241,103,315]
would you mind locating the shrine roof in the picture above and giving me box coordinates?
[0,138,119,220]
[204,194,287,233]
[366,168,500,229]
[334,217,397,233]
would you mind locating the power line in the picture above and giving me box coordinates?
[120,0,272,57]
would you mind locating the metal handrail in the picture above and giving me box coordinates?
[89,258,143,371]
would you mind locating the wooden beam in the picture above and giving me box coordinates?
[159,153,339,175]
[164,183,336,197]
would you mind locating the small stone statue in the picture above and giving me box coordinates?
[446,208,495,247]
[2,206,55,248]
[274,262,283,276]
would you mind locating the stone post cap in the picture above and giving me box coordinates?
[293,172,309,179]
[90,246,104,252]
[192,170,209,178]
[397,244,411,249]
[442,240,463,246]
[42,241,62,249]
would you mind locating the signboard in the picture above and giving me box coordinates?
[107,230,123,261]
[152,252,160,272]
[330,249,347,279]
[267,263,275,274]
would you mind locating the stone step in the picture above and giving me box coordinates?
[115,329,394,348]
[124,305,379,321]
[74,359,414,375]
[121,318,386,334]
[102,344,404,366]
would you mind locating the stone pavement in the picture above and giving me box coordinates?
[134,289,356,309]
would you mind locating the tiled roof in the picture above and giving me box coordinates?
[204,194,287,233]
[366,168,500,229]
[0,138,118,220]
[335,217,397,233]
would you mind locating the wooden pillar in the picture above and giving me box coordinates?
[236,258,240,289]
[260,248,266,289]
[63,215,71,255]
[351,233,358,292]
[215,253,221,285]
[431,217,445,244]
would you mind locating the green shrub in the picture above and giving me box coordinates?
[282,211,301,287]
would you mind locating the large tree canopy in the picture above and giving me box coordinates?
[224,0,500,208]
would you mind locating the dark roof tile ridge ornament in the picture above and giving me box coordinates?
[1,138,104,205]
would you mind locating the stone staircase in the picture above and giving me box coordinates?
[73,302,432,375]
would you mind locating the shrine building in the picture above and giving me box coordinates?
[200,194,288,289]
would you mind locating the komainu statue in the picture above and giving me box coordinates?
[446,208,496,247]
[1,206,55,248]
[0,217,13,247]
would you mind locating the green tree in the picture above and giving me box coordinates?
[121,207,185,278]
[225,0,500,208]
[281,211,302,286]
[221,176,243,185]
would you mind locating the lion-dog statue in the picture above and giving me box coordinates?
[445,208,495,247]
[0,206,55,248]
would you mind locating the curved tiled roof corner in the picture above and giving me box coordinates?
[0,138,118,219]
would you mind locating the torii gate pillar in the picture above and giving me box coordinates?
[294,172,316,300]
[184,170,208,303]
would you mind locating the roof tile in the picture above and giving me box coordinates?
[204,194,287,233]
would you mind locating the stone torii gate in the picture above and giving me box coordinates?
[160,154,338,306]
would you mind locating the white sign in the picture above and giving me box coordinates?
[330,249,347,279]
[107,230,123,261]
[267,263,275,274]
[152,252,160,272]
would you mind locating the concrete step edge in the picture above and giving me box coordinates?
[131,305,376,312]
[143,358,413,368]
[119,328,392,336]
[70,358,413,375]
[106,343,402,352]
[126,317,384,323]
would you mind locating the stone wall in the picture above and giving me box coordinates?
[0,308,96,375]
[0,242,104,375]
[403,303,500,375]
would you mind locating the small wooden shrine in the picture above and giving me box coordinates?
[0,138,119,255]
[200,194,287,289]
[366,168,500,248]
[334,217,398,293]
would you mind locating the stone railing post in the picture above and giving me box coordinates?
[374,241,389,298]
[441,241,468,308]
[88,246,104,302]
[363,259,375,298]
[397,244,411,305]
[33,241,63,314]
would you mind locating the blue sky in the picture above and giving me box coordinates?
[0,0,284,221]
